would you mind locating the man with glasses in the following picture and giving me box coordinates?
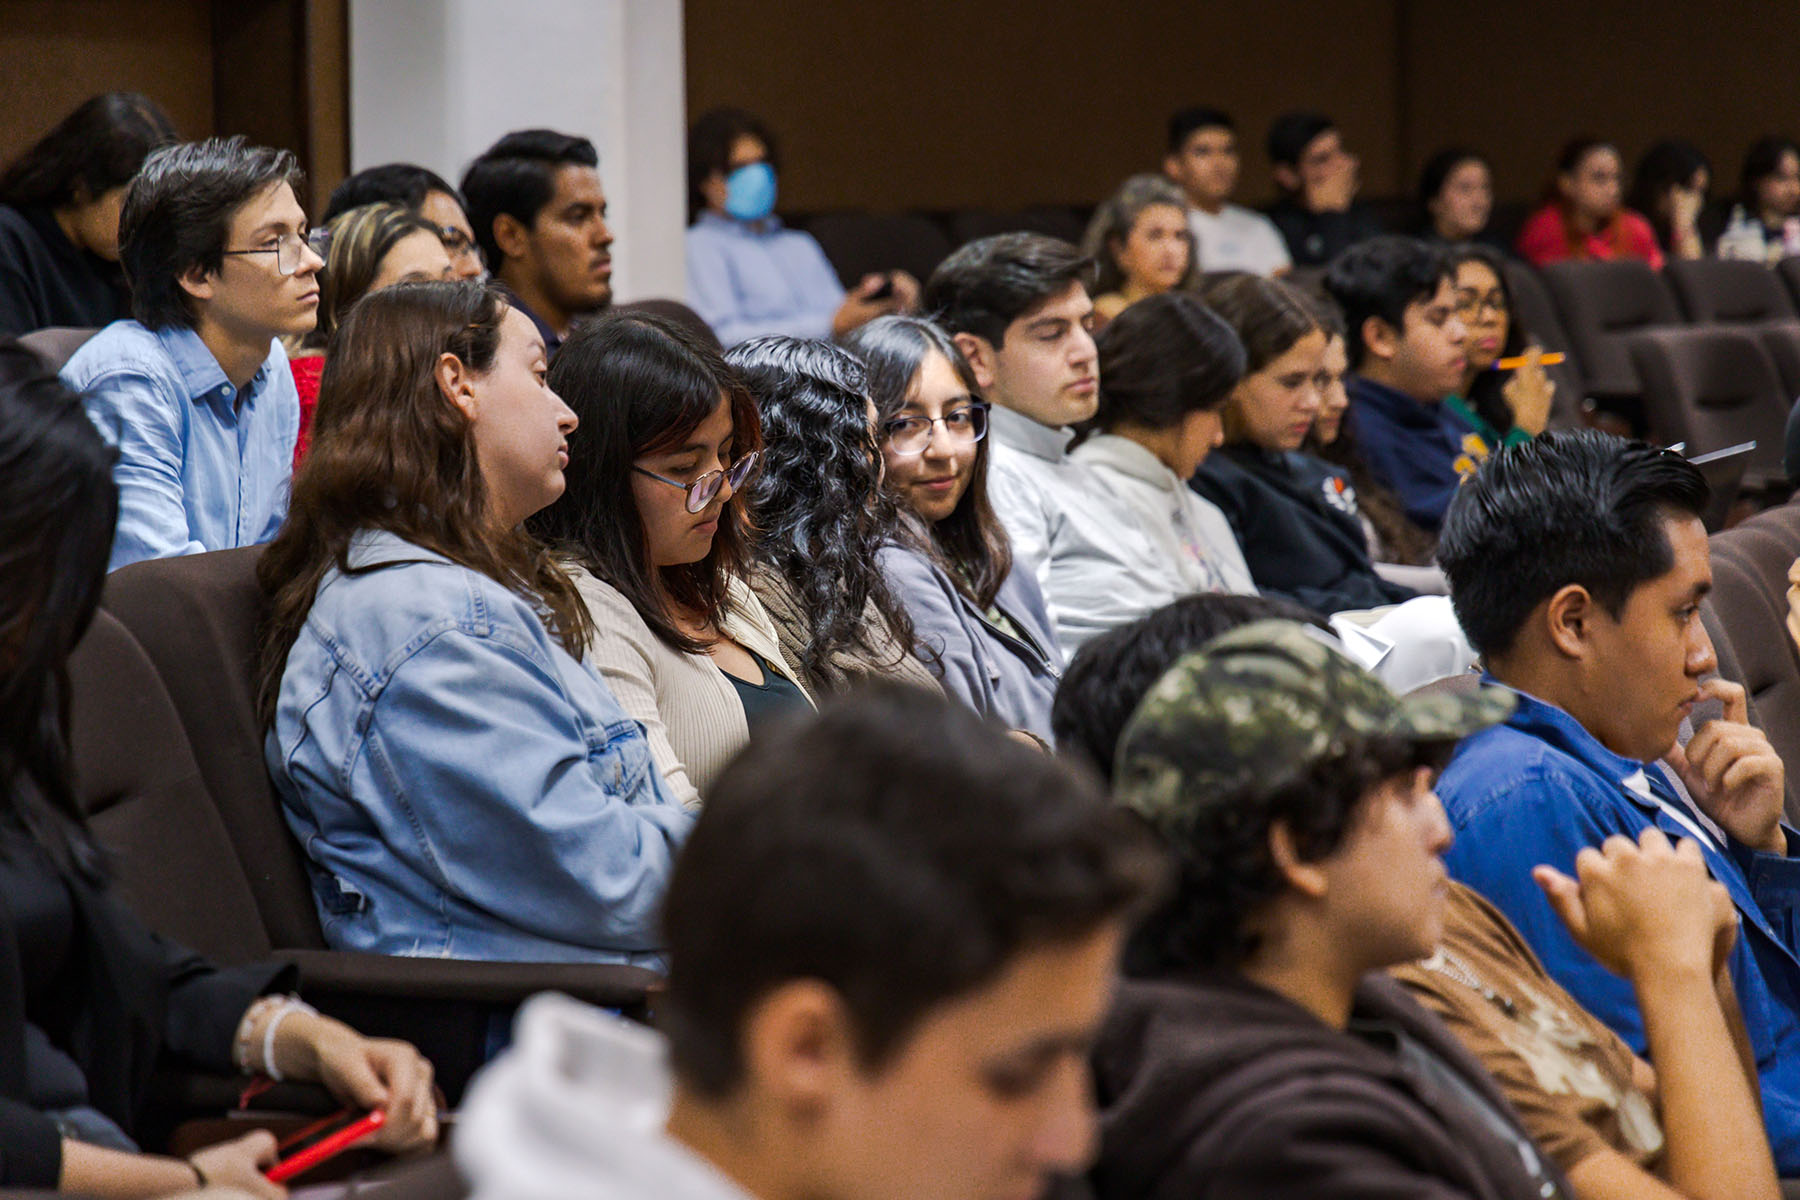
[64,136,322,570]
[1322,235,1478,535]
[322,162,485,280]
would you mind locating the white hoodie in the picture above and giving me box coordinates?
[457,993,754,1200]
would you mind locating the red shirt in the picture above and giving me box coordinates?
[1515,203,1665,269]
[289,353,325,467]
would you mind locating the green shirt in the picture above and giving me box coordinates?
[1444,394,1533,450]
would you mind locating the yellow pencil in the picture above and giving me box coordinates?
[1491,352,1566,370]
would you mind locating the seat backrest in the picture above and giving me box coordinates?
[66,609,275,963]
[101,547,326,950]
[1706,523,1800,823]
[610,298,721,350]
[801,212,955,288]
[948,207,1085,249]
[17,326,98,372]
[1752,323,1800,405]
[1777,256,1800,314]
[1498,260,1588,428]
[1540,260,1682,397]
[1625,326,1788,481]
[1664,259,1798,324]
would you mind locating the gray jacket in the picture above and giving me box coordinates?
[878,542,1063,742]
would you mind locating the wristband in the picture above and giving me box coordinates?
[261,997,319,1082]
[188,1157,208,1187]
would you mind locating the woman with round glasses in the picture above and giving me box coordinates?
[532,311,810,809]
[1445,246,1551,452]
[846,316,1062,741]
[285,202,453,464]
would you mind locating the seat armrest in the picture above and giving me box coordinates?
[280,949,661,1011]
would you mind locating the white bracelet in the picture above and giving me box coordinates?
[261,997,318,1082]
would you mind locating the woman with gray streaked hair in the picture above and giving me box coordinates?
[1080,173,1197,328]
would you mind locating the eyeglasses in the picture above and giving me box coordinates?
[436,225,482,262]
[1455,291,1508,319]
[632,450,761,514]
[221,228,330,276]
[881,401,990,457]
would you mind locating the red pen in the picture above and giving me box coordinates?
[265,1109,386,1183]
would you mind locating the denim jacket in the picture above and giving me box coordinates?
[1437,684,1800,1174]
[265,531,694,966]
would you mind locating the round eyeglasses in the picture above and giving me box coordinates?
[632,450,761,514]
[221,227,331,276]
[881,401,990,457]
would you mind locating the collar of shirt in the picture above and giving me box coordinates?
[988,403,1074,463]
[1348,374,1445,431]
[492,282,563,355]
[152,324,271,411]
[1077,433,1180,490]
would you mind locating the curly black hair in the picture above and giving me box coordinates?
[727,336,917,684]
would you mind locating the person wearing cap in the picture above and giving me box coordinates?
[1082,617,1581,1200]
[1435,430,1800,1179]
[1054,597,1779,1200]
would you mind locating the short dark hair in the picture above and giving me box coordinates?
[845,315,1014,610]
[119,136,304,330]
[659,684,1163,1097]
[1322,234,1453,368]
[1090,292,1244,433]
[1416,145,1488,210]
[1166,106,1234,155]
[1438,431,1710,658]
[460,128,599,267]
[1267,111,1335,169]
[322,162,461,224]
[531,311,760,654]
[0,92,177,211]
[1051,593,1331,780]
[687,107,778,221]
[925,233,1093,349]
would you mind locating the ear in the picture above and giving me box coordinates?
[1106,234,1127,261]
[1268,819,1330,901]
[1161,153,1183,182]
[952,331,1000,392]
[178,261,217,306]
[435,351,477,422]
[1360,314,1401,364]
[1272,164,1301,193]
[740,979,861,1119]
[491,212,533,265]
[1541,583,1597,660]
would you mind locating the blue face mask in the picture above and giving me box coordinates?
[723,161,777,222]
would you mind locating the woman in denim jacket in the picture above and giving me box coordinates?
[258,281,692,966]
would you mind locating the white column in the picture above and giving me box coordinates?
[347,0,686,303]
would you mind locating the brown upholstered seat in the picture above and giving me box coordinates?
[1497,260,1588,429]
[1625,326,1789,486]
[802,211,955,287]
[1707,502,1800,822]
[1540,260,1682,399]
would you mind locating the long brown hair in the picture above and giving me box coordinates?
[1202,273,1322,445]
[256,280,593,724]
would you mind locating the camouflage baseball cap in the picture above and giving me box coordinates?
[1114,619,1514,834]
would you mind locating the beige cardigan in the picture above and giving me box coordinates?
[570,565,814,810]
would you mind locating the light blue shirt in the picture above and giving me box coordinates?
[63,320,297,571]
[265,530,694,966]
[685,211,845,346]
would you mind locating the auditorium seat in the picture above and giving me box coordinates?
[1665,258,1798,324]
[1626,326,1789,486]
[82,547,660,1100]
[1540,260,1682,400]
[801,211,955,287]
[1707,507,1800,822]
[1776,257,1800,315]
[948,206,1087,248]
[17,326,97,372]
[1498,261,1588,429]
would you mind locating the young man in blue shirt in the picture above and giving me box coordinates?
[1325,235,1482,534]
[1435,430,1800,1176]
[63,136,322,571]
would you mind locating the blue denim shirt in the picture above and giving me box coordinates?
[685,211,845,347]
[63,321,297,571]
[1438,685,1800,1173]
[265,531,694,966]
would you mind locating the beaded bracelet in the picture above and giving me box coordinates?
[261,997,318,1082]
[231,994,318,1079]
